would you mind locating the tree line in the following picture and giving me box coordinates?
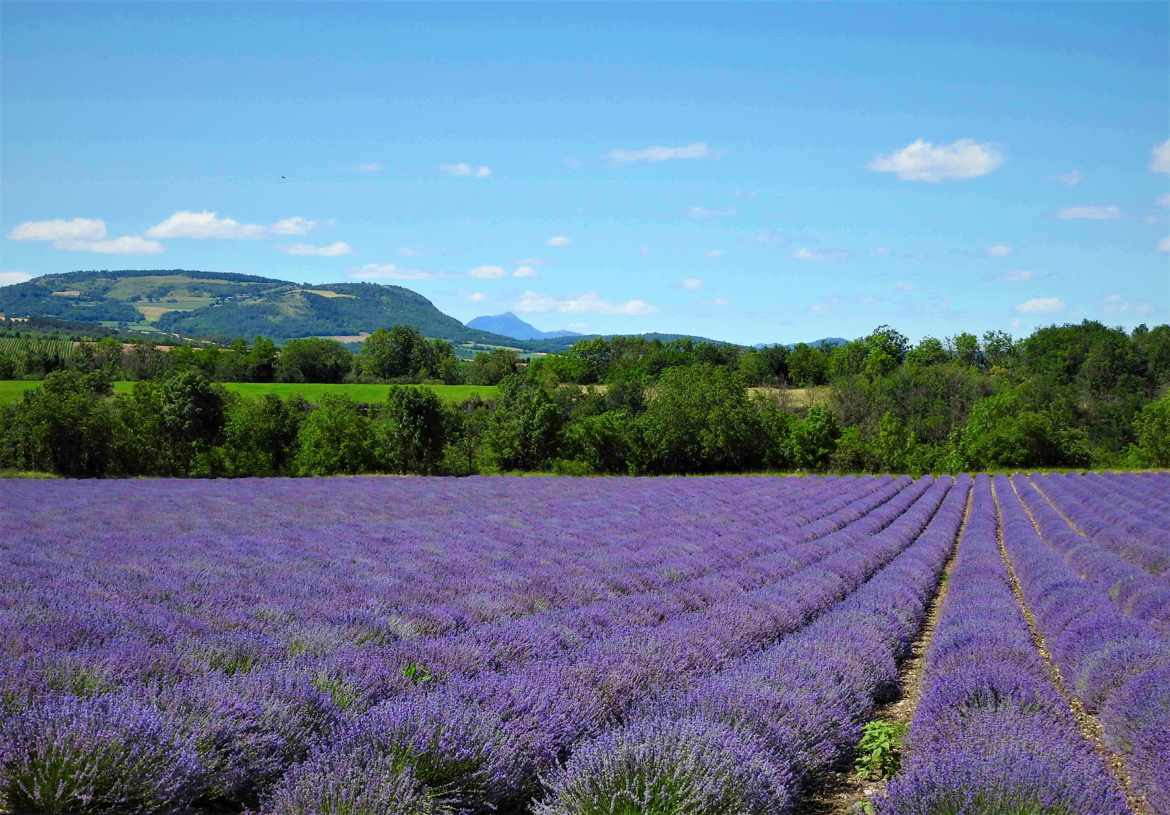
[1,320,1168,477]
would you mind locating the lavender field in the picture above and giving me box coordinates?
[1,473,1168,815]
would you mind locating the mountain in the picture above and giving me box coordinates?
[0,270,521,346]
[466,312,580,341]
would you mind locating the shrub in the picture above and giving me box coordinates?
[0,693,202,815]
[536,717,791,815]
[264,748,451,815]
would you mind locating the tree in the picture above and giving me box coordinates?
[245,337,279,382]
[787,407,839,471]
[293,396,375,475]
[361,326,426,380]
[276,338,352,383]
[215,394,303,476]
[1134,394,1170,466]
[947,332,983,368]
[905,337,948,369]
[2,371,117,476]
[466,349,518,385]
[482,376,563,471]
[379,387,446,473]
[564,410,635,474]
[634,365,762,474]
[787,343,829,387]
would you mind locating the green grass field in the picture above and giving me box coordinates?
[0,380,498,405]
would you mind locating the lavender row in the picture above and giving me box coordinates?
[530,475,969,815]
[879,476,1130,813]
[321,474,926,706]
[1034,473,1170,575]
[0,477,913,713]
[0,476,900,708]
[2,475,874,645]
[1011,476,1170,630]
[0,475,923,813]
[261,477,955,813]
[995,475,1167,814]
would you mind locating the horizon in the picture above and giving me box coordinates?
[2,3,1168,345]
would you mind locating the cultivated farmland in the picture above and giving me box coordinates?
[0,473,1167,814]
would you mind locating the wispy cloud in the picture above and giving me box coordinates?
[270,217,318,236]
[1156,194,1170,208]
[1103,293,1153,317]
[469,265,506,279]
[469,292,487,302]
[1052,169,1083,187]
[357,162,384,174]
[351,263,433,281]
[985,244,1012,257]
[1150,139,1170,174]
[1015,297,1065,314]
[681,277,703,290]
[440,163,492,178]
[514,290,657,316]
[512,265,538,278]
[705,249,723,258]
[1158,236,1170,254]
[997,269,1035,282]
[867,138,1004,182]
[9,217,107,242]
[687,206,735,220]
[9,218,162,254]
[1057,205,1121,220]
[146,210,265,239]
[280,241,352,257]
[792,247,848,262]
[895,281,915,292]
[57,236,164,254]
[606,142,718,165]
[546,235,571,248]
[0,271,33,286]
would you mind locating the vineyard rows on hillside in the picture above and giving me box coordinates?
[0,473,1166,813]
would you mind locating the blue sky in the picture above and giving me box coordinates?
[2,2,1167,345]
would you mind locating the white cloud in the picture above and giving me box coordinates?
[606,142,717,165]
[280,241,352,257]
[469,265,506,279]
[514,290,657,316]
[1053,169,1083,187]
[0,271,33,286]
[7,218,162,254]
[469,292,487,302]
[706,249,723,258]
[357,162,384,174]
[986,244,1012,257]
[711,296,730,306]
[1104,293,1154,316]
[867,138,1004,182]
[998,269,1035,282]
[440,163,492,178]
[351,263,433,281]
[1015,297,1065,314]
[513,265,538,278]
[681,277,703,290]
[1057,205,1121,220]
[1150,139,1170,174]
[792,247,848,262]
[56,236,165,254]
[1158,236,1170,254]
[9,217,107,242]
[545,235,571,248]
[270,216,317,236]
[687,206,735,219]
[146,210,267,239]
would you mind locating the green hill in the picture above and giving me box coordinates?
[0,270,519,345]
